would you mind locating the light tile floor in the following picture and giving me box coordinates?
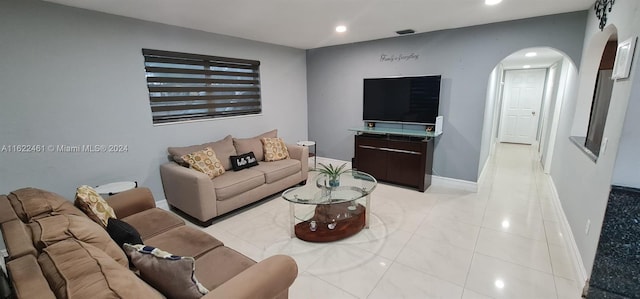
[197,143,584,299]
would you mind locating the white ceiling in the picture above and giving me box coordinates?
[44,0,594,50]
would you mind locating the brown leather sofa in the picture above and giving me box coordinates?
[160,130,309,224]
[0,187,297,299]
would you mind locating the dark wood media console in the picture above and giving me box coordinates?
[353,134,434,192]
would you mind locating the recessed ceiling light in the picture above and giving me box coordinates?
[525,52,538,57]
[523,65,531,69]
[485,0,502,5]
[501,220,510,228]
[336,25,347,33]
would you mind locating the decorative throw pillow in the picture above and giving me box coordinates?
[261,137,290,162]
[168,135,237,171]
[74,185,116,227]
[181,147,225,179]
[106,218,143,249]
[123,244,209,299]
[230,152,259,171]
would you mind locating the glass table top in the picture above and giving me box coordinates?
[283,170,377,205]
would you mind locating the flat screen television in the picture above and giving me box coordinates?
[363,75,441,124]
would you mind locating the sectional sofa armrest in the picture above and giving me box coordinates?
[1,220,37,260]
[105,187,157,219]
[0,195,18,224]
[203,255,298,299]
[159,162,218,222]
[286,143,307,161]
[7,255,56,299]
[286,144,309,180]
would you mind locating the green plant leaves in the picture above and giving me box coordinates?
[316,162,348,179]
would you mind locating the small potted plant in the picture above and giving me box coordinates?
[316,162,349,188]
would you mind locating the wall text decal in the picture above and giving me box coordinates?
[380,53,419,63]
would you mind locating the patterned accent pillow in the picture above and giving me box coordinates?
[181,147,225,179]
[74,185,116,227]
[261,137,290,162]
[230,152,259,171]
[123,244,209,299]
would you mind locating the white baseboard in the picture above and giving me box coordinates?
[432,175,478,192]
[478,160,490,185]
[156,199,169,211]
[546,175,588,285]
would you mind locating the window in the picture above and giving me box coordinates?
[142,49,261,124]
[585,40,616,156]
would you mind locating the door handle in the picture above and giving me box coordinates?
[532,111,536,116]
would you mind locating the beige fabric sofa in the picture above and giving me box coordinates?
[0,187,298,299]
[160,130,309,224]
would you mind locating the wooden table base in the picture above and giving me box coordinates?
[294,203,366,242]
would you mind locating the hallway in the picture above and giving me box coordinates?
[466,142,584,298]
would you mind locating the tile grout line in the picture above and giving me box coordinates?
[461,145,497,298]
[363,193,443,298]
[462,144,556,298]
[531,147,562,299]
[365,186,475,296]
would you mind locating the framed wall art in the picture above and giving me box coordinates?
[612,36,637,80]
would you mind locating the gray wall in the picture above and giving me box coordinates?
[550,0,640,276]
[0,0,308,200]
[478,64,502,176]
[306,12,586,183]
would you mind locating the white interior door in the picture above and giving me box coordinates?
[499,69,547,144]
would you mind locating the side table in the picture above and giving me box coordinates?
[94,181,138,196]
[296,140,316,170]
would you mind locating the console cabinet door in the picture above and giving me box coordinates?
[354,135,432,192]
[355,137,387,180]
[386,140,426,190]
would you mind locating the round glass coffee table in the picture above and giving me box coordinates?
[282,170,377,242]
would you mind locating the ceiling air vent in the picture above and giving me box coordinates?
[396,29,415,35]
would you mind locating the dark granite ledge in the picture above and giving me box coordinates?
[588,185,640,299]
[588,287,633,299]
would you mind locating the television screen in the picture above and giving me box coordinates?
[363,75,441,124]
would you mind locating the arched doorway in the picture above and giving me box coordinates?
[479,47,578,176]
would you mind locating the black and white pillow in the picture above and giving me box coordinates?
[106,218,143,249]
[230,152,259,171]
